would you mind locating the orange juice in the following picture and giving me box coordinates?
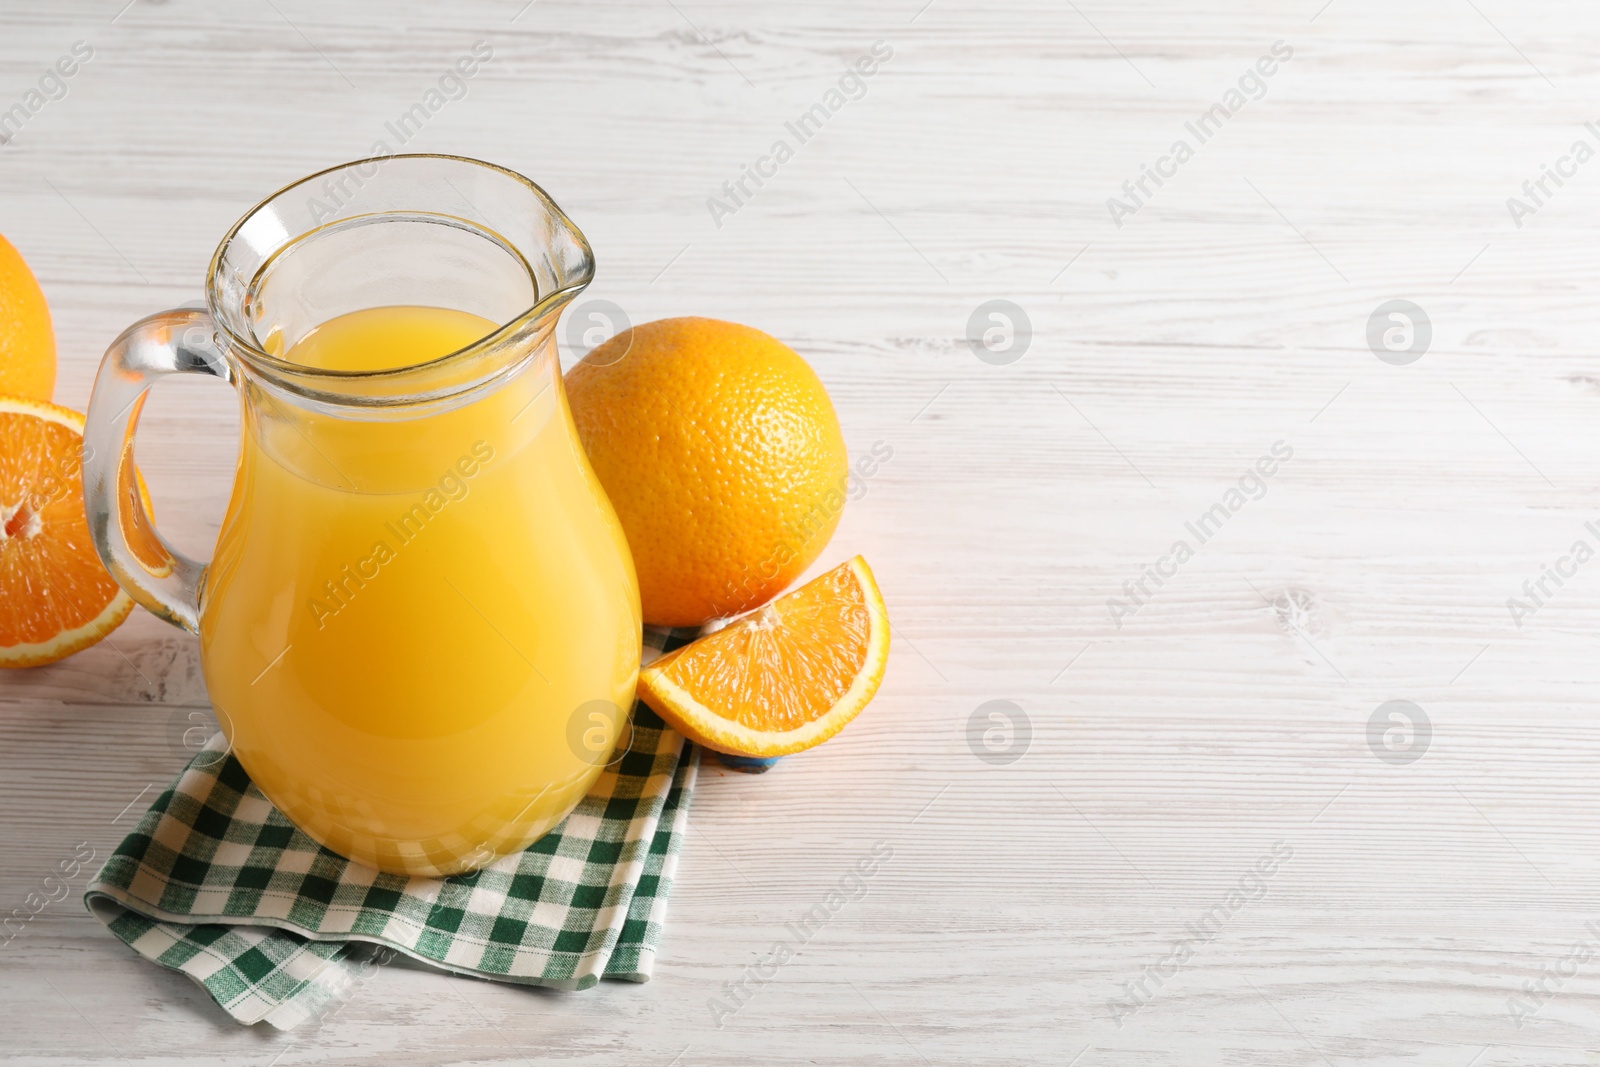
[199,306,641,875]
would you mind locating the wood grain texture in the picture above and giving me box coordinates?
[5,0,1600,1063]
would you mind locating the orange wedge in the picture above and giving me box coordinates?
[0,395,134,668]
[638,556,889,757]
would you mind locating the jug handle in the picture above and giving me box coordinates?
[83,307,233,634]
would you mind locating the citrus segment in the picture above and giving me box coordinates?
[638,556,889,756]
[0,395,134,667]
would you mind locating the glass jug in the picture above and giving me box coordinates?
[83,155,641,876]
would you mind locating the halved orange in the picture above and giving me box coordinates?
[0,395,134,667]
[638,556,889,756]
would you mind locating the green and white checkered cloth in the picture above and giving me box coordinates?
[84,628,699,1030]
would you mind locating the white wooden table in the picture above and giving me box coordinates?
[5,0,1600,1062]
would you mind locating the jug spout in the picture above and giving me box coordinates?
[204,154,594,411]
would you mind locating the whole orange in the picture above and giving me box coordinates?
[565,317,849,627]
[0,235,56,402]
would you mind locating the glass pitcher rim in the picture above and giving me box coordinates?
[204,153,594,384]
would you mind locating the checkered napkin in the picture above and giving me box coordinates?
[83,629,699,1030]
